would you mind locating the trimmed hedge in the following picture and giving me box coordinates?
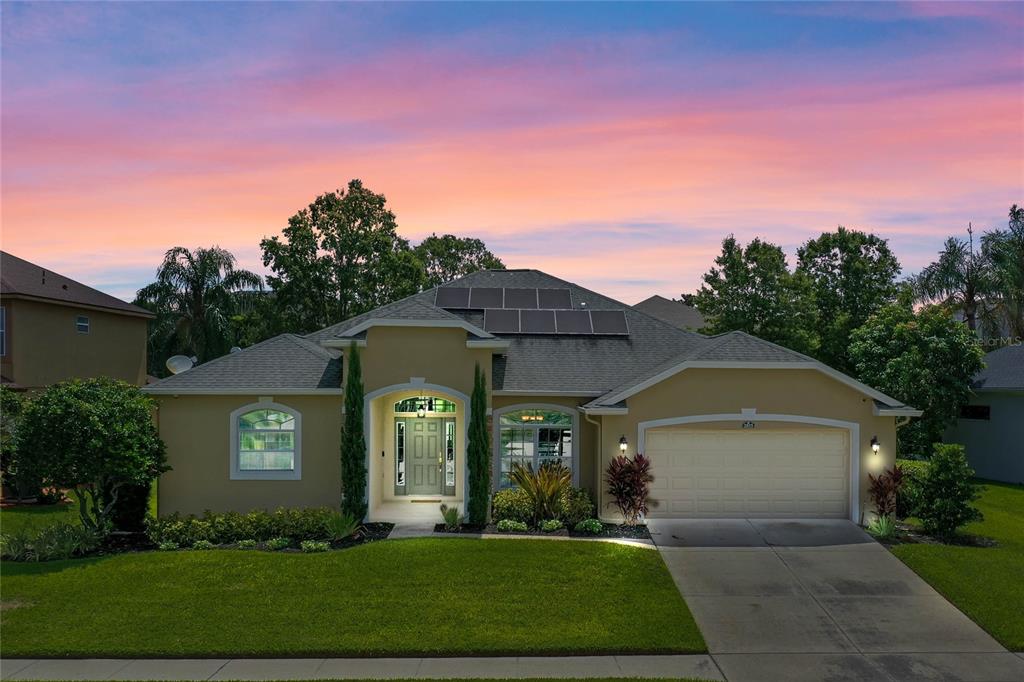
[491,487,532,524]
[896,458,929,520]
[146,507,353,547]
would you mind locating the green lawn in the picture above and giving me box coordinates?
[0,482,158,535]
[891,480,1024,651]
[0,537,705,657]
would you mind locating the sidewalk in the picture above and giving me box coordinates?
[0,656,723,681]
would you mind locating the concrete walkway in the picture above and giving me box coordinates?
[649,518,1024,682]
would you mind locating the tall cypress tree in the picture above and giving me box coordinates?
[467,362,491,524]
[340,345,367,519]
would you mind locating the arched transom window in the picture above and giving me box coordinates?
[231,403,301,480]
[497,408,574,487]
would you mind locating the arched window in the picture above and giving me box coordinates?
[230,402,301,480]
[394,396,457,414]
[496,407,576,488]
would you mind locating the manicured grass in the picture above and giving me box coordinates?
[891,480,1024,651]
[0,538,705,657]
[0,502,78,535]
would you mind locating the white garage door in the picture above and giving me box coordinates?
[644,427,849,518]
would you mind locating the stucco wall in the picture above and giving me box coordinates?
[1,298,148,388]
[156,394,342,516]
[945,391,1024,484]
[597,368,898,523]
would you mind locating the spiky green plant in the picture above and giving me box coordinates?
[510,461,571,524]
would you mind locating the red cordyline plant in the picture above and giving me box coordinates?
[605,453,653,526]
[868,464,905,518]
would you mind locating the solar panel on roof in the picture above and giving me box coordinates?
[434,287,470,308]
[555,309,593,334]
[538,288,572,309]
[504,288,538,309]
[590,310,629,335]
[470,287,504,309]
[484,308,520,333]
[521,309,556,334]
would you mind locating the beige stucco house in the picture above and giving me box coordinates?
[144,269,920,523]
[0,251,152,390]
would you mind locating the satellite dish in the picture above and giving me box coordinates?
[229,346,241,354]
[166,355,195,374]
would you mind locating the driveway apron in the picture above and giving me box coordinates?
[650,519,1022,682]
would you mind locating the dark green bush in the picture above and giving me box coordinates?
[558,487,595,526]
[540,519,564,532]
[145,507,351,546]
[496,519,528,532]
[916,444,983,538]
[574,518,604,535]
[896,458,929,519]
[491,487,532,524]
[104,482,152,532]
[0,522,100,562]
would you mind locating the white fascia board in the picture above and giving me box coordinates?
[143,388,343,395]
[338,317,494,339]
[320,339,367,348]
[597,360,909,409]
[466,339,510,349]
[578,406,629,415]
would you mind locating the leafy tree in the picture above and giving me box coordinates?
[911,224,994,332]
[135,246,262,374]
[693,236,818,354]
[414,233,505,287]
[467,363,491,525]
[0,386,38,500]
[14,379,168,533]
[916,443,983,538]
[981,205,1024,339]
[849,303,984,458]
[261,180,425,333]
[796,227,901,372]
[340,345,367,519]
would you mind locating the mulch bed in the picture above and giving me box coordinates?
[874,521,997,548]
[433,522,652,540]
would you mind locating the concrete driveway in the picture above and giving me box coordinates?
[650,519,1023,682]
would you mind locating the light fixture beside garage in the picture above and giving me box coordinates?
[619,435,628,453]
[871,435,880,454]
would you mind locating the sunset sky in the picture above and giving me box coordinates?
[2,2,1022,304]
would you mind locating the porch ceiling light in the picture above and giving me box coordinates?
[871,436,880,454]
[416,401,426,418]
[619,435,628,453]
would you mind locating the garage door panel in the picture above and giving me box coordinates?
[646,427,849,519]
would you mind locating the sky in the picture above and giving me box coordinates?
[2,1,1022,304]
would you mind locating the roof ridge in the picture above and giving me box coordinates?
[303,287,441,340]
[285,333,339,361]
[146,333,294,387]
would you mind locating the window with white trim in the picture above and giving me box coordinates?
[498,408,573,487]
[231,403,301,480]
[76,315,90,333]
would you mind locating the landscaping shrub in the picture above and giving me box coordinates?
[867,515,898,541]
[540,519,563,532]
[868,465,905,518]
[439,503,463,531]
[916,443,983,538]
[558,486,595,527]
[237,539,257,549]
[0,523,99,562]
[574,518,603,535]
[300,540,330,553]
[605,453,653,525]
[896,458,929,519]
[103,482,152,533]
[510,461,571,523]
[145,507,352,546]
[157,541,179,551]
[326,512,360,541]
[191,540,215,550]
[467,363,491,524]
[496,519,528,532]
[0,528,34,561]
[491,487,532,524]
[266,537,291,550]
[340,345,368,519]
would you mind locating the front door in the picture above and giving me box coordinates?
[407,418,442,495]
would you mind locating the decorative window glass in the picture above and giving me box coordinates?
[445,421,456,488]
[394,396,457,413]
[238,409,296,471]
[76,315,90,333]
[396,421,406,487]
[498,409,573,487]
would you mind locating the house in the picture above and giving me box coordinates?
[944,344,1024,484]
[143,269,920,522]
[633,294,705,331]
[0,251,153,390]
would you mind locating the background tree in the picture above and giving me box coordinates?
[467,363,491,525]
[0,386,37,500]
[135,246,262,375]
[693,236,818,354]
[848,303,984,458]
[796,227,900,373]
[414,233,505,287]
[981,205,1024,339]
[14,378,168,533]
[340,345,367,519]
[911,224,994,332]
[261,180,425,334]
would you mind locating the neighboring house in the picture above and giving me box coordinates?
[0,251,152,390]
[143,269,920,522]
[633,294,705,331]
[945,344,1024,485]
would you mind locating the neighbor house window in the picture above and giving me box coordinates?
[76,315,90,333]
[497,408,574,487]
[230,402,301,480]
[0,306,5,356]
[960,404,991,421]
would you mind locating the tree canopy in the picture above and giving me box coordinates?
[980,205,1024,339]
[414,233,504,287]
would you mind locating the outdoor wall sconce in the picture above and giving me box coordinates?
[416,402,426,418]
[871,436,880,454]
[619,435,628,453]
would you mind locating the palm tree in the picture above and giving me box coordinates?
[982,205,1024,339]
[135,247,263,370]
[912,225,995,331]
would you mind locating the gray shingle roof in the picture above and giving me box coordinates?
[1,251,153,317]
[144,334,341,392]
[973,344,1024,391]
[634,295,705,330]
